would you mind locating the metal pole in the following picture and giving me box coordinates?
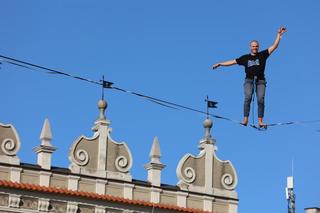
[287,188,295,213]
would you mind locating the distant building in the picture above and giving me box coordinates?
[0,99,238,213]
[305,208,320,213]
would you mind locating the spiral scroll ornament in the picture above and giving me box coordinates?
[182,167,196,183]
[74,149,89,166]
[221,173,236,190]
[1,138,17,156]
[115,156,130,172]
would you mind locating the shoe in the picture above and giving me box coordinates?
[240,122,248,126]
[241,117,249,126]
[259,123,267,129]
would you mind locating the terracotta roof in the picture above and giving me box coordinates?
[0,180,215,213]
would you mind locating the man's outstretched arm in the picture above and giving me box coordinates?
[212,59,237,69]
[268,27,287,55]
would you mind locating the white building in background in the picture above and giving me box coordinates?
[305,208,320,213]
[0,99,238,213]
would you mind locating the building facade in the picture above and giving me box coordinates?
[0,99,238,213]
[305,208,320,213]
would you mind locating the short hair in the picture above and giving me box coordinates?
[250,40,259,46]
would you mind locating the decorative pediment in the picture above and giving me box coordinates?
[177,149,237,192]
[69,100,132,181]
[176,119,237,197]
[177,151,205,186]
[0,123,21,165]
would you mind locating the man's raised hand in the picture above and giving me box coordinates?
[278,27,287,37]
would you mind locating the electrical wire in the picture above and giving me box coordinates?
[1,54,319,132]
[0,54,101,86]
[0,54,241,123]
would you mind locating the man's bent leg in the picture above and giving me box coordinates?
[242,79,254,125]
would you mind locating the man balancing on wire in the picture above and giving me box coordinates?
[212,27,287,128]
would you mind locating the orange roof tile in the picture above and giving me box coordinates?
[0,180,216,213]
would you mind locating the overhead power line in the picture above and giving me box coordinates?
[0,54,319,132]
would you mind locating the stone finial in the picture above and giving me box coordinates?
[144,137,166,187]
[203,119,212,139]
[199,118,215,149]
[92,100,110,132]
[150,137,161,164]
[98,99,107,121]
[40,119,53,146]
[33,119,56,170]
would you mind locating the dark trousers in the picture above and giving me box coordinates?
[243,78,266,118]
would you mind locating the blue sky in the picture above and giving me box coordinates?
[1,1,320,212]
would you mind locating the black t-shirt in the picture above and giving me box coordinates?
[236,49,270,80]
